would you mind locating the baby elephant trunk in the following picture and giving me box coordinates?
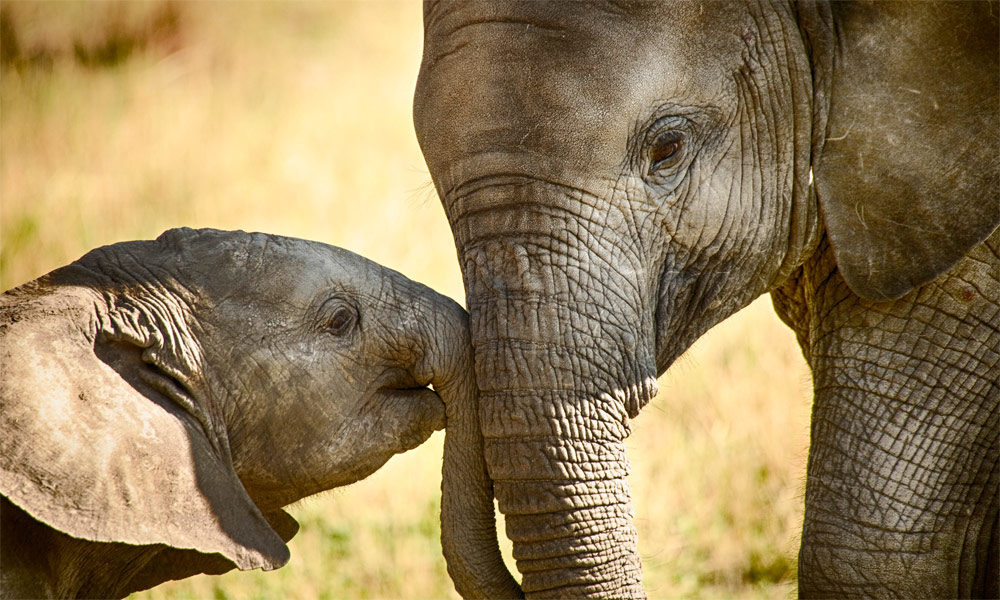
[404,281,522,599]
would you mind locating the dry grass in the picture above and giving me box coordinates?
[1,2,812,598]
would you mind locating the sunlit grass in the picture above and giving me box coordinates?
[1,2,812,598]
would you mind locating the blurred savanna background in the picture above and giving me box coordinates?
[1,2,813,598]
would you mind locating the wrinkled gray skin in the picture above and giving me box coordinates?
[415,1,999,598]
[0,228,508,599]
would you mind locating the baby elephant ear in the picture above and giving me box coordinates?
[0,287,289,572]
[814,1,999,300]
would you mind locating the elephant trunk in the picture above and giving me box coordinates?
[422,298,522,599]
[462,233,658,598]
[480,383,648,598]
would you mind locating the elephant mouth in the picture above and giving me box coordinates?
[377,368,432,394]
[380,386,443,411]
[375,368,447,432]
[308,373,446,495]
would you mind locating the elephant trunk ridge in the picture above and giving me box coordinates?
[459,228,655,597]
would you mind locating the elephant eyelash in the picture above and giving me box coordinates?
[324,306,356,335]
[628,104,727,188]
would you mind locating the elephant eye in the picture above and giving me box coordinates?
[648,130,685,174]
[319,297,359,337]
[325,307,355,335]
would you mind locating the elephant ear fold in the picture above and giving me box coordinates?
[0,285,290,572]
[813,1,999,300]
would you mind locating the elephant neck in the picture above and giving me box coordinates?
[769,233,835,361]
[1,495,171,599]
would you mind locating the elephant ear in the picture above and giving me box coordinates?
[124,509,300,595]
[0,279,290,572]
[813,1,999,300]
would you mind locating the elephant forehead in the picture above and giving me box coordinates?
[418,1,746,173]
[177,233,384,307]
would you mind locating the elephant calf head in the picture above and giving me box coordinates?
[0,227,514,599]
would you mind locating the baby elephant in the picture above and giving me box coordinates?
[0,228,480,599]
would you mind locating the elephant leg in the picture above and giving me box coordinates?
[800,376,998,598]
[789,235,1000,598]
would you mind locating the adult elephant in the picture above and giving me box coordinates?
[416,1,999,598]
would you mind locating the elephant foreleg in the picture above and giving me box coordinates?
[784,234,1000,598]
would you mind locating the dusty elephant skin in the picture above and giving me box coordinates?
[0,227,515,599]
[414,1,999,598]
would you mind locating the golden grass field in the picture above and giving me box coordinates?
[1,2,813,598]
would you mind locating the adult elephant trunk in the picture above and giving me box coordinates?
[476,341,648,599]
[450,186,659,598]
